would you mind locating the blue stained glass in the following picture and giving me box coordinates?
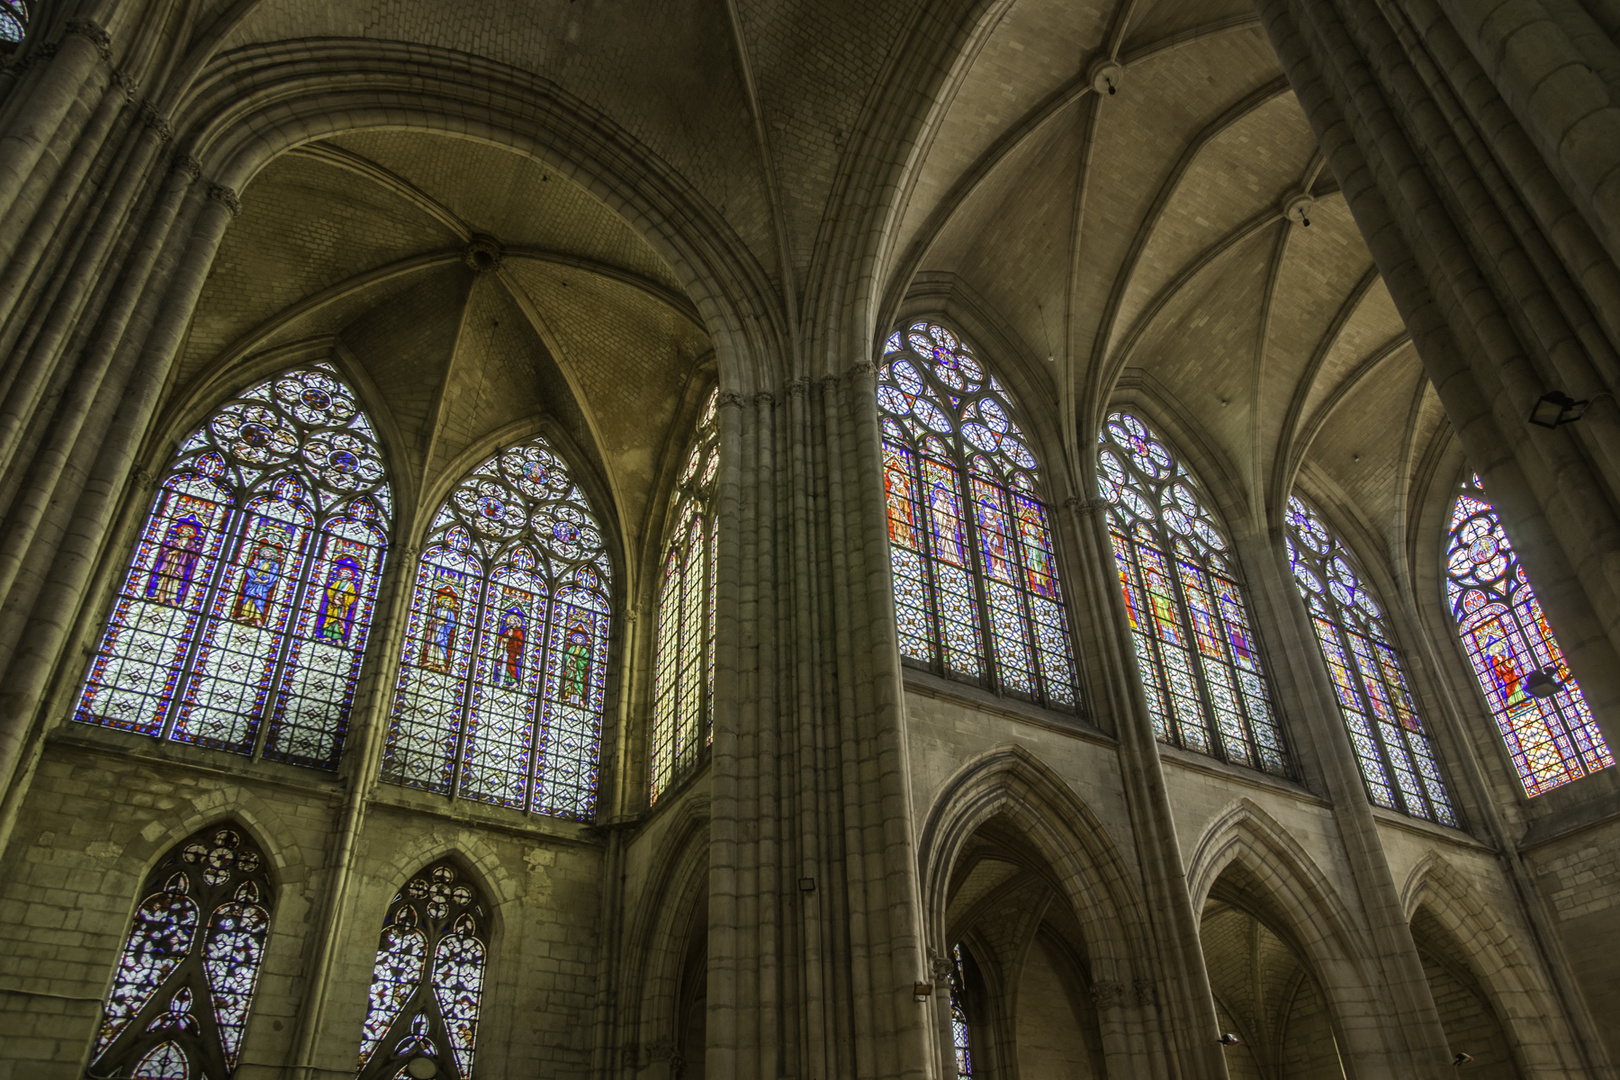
[1099,412,1288,774]
[878,321,1078,709]
[74,364,391,770]
[949,943,974,1079]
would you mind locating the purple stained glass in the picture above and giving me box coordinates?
[384,437,612,819]
[878,321,1077,708]
[949,943,974,1079]
[91,826,273,1080]
[1446,476,1612,796]
[74,363,391,770]
[1099,412,1288,774]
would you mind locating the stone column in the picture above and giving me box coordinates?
[0,20,111,228]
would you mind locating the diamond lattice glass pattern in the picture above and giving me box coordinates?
[877,323,1078,708]
[650,389,721,805]
[1285,496,1456,823]
[355,862,489,1080]
[949,943,973,1079]
[1097,412,1288,774]
[74,363,391,770]
[1446,475,1612,796]
[89,826,273,1080]
[382,436,612,819]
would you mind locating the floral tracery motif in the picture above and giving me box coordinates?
[74,363,391,770]
[382,435,611,820]
[1097,412,1288,774]
[1285,496,1455,823]
[1446,474,1612,795]
[878,322,1078,709]
[355,861,489,1080]
[650,388,720,805]
[89,826,273,1080]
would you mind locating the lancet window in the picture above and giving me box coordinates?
[1097,412,1288,774]
[948,943,974,1079]
[1285,496,1456,823]
[878,322,1078,709]
[74,363,391,770]
[88,825,273,1080]
[356,861,489,1080]
[649,389,720,805]
[381,435,611,820]
[1446,474,1612,795]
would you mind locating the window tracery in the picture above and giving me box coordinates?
[74,363,391,770]
[1285,496,1456,823]
[1446,474,1612,795]
[355,861,489,1080]
[382,435,611,820]
[948,943,973,1080]
[878,322,1078,708]
[649,388,720,805]
[1097,412,1288,774]
[89,825,273,1080]
[0,0,26,43]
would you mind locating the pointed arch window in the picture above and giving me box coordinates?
[1446,475,1612,795]
[355,860,489,1080]
[649,388,720,805]
[1097,412,1288,774]
[74,362,391,770]
[1286,496,1456,823]
[0,1,27,43]
[948,942,974,1079]
[382,435,612,820]
[89,825,273,1080]
[878,322,1078,709]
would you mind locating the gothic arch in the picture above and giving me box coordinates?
[1100,386,1253,537]
[358,831,521,946]
[107,801,302,913]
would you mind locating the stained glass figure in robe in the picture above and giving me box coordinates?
[355,861,489,1080]
[1285,495,1456,823]
[73,363,392,771]
[650,389,722,804]
[1097,411,1288,774]
[88,825,274,1080]
[382,435,613,820]
[877,322,1079,709]
[1446,474,1612,795]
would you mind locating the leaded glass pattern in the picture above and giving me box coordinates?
[948,943,973,1079]
[74,363,391,770]
[382,435,611,820]
[1285,496,1456,823]
[649,389,720,805]
[0,0,27,43]
[878,322,1079,709]
[1097,412,1288,774]
[89,825,273,1080]
[355,861,489,1080]
[1446,475,1613,796]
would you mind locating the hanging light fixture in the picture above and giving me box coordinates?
[1528,391,1591,428]
[1523,666,1562,699]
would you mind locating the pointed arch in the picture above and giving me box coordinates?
[1096,410,1288,774]
[1284,494,1457,824]
[381,433,612,821]
[73,361,393,770]
[649,387,721,805]
[878,320,1079,709]
[1445,474,1612,796]
[88,823,276,1080]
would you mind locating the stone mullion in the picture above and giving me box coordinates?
[0,20,111,229]
[1067,495,1224,1080]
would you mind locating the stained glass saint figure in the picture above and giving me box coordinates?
[1096,411,1288,774]
[383,435,612,820]
[1446,474,1612,795]
[1285,495,1456,823]
[355,861,489,1080]
[88,825,273,1080]
[877,322,1078,708]
[73,362,392,770]
[650,389,722,804]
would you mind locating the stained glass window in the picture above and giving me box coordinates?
[89,825,273,1080]
[381,435,611,820]
[1097,412,1288,774]
[947,943,973,1079]
[649,389,720,805]
[355,861,489,1080]
[74,363,391,770]
[1446,474,1613,796]
[0,0,27,43]
[1285,496,1456,823]
[878,322,1078,708]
